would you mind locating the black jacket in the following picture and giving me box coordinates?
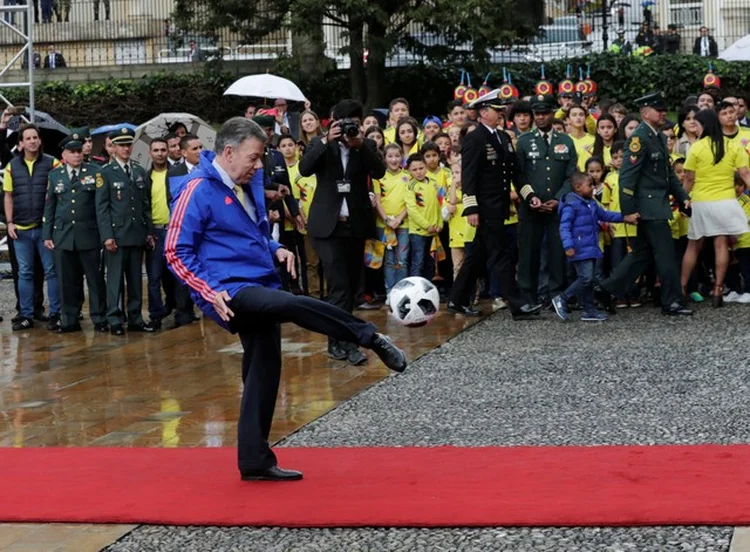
[43,52,66,68]
[299,137,385,239]
[693,36,718,57]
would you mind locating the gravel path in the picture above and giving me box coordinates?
[101,305,749,550]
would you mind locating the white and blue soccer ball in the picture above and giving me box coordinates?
[388,277,440,328]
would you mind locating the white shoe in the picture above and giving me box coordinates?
[725,291,741,303]
[738,293,750,304]
[492,298,508,311]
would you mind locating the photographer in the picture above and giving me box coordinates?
[299,99,386,365]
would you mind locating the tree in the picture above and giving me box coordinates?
[173,0,544,107]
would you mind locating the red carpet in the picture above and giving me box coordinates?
[1,445,749,527]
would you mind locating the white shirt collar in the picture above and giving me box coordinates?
[482,123,497,135]
[185,160,195,173]
[115,158,130,172]
[212,158,236,190]
[67,164,81,178]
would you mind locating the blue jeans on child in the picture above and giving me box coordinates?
[561,259,596,313]
[378,227,409,293]
[15,227,60,318]
[409,234,433,278]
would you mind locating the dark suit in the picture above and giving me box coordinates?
[693,36,718,57]
[166,162,197,325]
[450,124,526,313]
[43,52,66,69]
[299,137,385,347]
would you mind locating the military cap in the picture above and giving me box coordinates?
[467,88,507,111]
[634,92,668,111]
[69,126,90,140]
[109,126,135,145]
[252,114,275,128]
[531,94,557,112]
[59,132,84,150]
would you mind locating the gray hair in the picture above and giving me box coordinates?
[214,116,267,154]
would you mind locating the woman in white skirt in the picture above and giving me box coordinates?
[681,108,750,307]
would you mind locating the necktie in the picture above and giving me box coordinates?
[50,55,55,69]
[71,169,78,183]
[542,132,549,145]
[233,185,255,221]
[124,163,131,181]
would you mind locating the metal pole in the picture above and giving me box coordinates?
[27,0,34,123]
[602,0,609,51]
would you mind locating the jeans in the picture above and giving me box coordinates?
[408,234,433,278]
[15,228,59,318]
[378,227,409,293]
[561,259,596,313]
[146,228,168,320]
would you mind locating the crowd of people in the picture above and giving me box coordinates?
[2,70,750,340]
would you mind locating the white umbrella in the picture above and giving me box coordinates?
[132,113,216,167]
[223,74,307,102]
[720,34,750,61]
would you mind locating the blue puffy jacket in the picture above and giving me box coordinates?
[165,150,283,331]
[559,192,624,262]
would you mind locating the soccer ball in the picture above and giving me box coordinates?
[388,277,440,327]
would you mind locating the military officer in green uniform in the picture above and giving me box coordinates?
[96,127,157,335]
[516,94,578,307]
[599,92,693,315]
[42,133,108,333]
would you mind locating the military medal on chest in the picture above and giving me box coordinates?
[486,143,498,164]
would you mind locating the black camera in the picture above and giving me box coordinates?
[337,118,360,139]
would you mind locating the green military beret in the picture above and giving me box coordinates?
[252,114,275,128]
[69,126,90,140]
[109,126,135,145]
[635,92,668,111]
[531,94,557,113]
[59,133,84,150]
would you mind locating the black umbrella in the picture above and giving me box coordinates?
[6,108,70,158]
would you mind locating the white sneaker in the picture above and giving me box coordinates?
[738,293,750,304]
[725,291,741,303]
[492,298,508,311]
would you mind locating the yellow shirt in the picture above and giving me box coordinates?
[427,166,450,191]
[373,169,409,228]
[725,128,750,159]
[684,137,750,202]
[735,194,750,249]
[448,186,477,247]
[3,156,62,230]
[602,171,637,239]
[405,176,443,236]
[570,133,595,172]
[506,184,519,226]
[602,145,612,167]
[287,162,317,235]
[150,169,170,225]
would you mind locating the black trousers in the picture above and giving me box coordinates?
[450,217,524,313]
[518,213,566,304]
[601,220,682,307]
[311,222,365,347]
[105,246,145,327]
[55,248,107,327]
[230,286,377,470]
[8,236,44,315]
[173,284,195,326]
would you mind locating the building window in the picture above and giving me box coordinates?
[668,1,704,28]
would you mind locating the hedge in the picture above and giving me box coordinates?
[10,53,750,127]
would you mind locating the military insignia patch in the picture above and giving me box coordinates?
[622,188,634,196]
[630,155,639,164]
[95,174,104,188]
[553,144,569,154]
[629,137,641,153]
[72,134,79,140]
[121,127,128,134]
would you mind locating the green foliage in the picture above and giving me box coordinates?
[14,54,750,127]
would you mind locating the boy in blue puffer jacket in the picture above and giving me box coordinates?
[553,173,640,321]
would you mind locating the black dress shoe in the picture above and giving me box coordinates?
[110,325,125,336]
[347,347,367,366]
[128,322,157,333]
[33,311,49,322]
[446,302,482,316]
[328,342,348,361]
[662,303,694,316]
[511,303,543,321]
[240,466,303,481]
[369,333,407,373]
[149,319,162,330]
[94,322,110,333]
[57,323,82,334]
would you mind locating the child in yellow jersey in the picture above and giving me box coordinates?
[277,135,308,294]
[422,142,451,190]
[567,105,595,171]
[446,160,476,279]
[601,141,641,307]
[373,144,410,298]
[726,173,750,302]
[586,156,609,286]
[669,158,701,303]
[405,153,443,278]
[395,118,421,165]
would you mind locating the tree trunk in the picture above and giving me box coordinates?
[365,18,388,109]
[348,19,366,103]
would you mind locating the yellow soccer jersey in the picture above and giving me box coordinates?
[288,162,317,235]
[570,133,596,172]
[735,194,750,249]
[448,186,476,248]
[373,169,409,228]
[405,176,443,237]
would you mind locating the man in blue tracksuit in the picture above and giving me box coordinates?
[165,117,407,482]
